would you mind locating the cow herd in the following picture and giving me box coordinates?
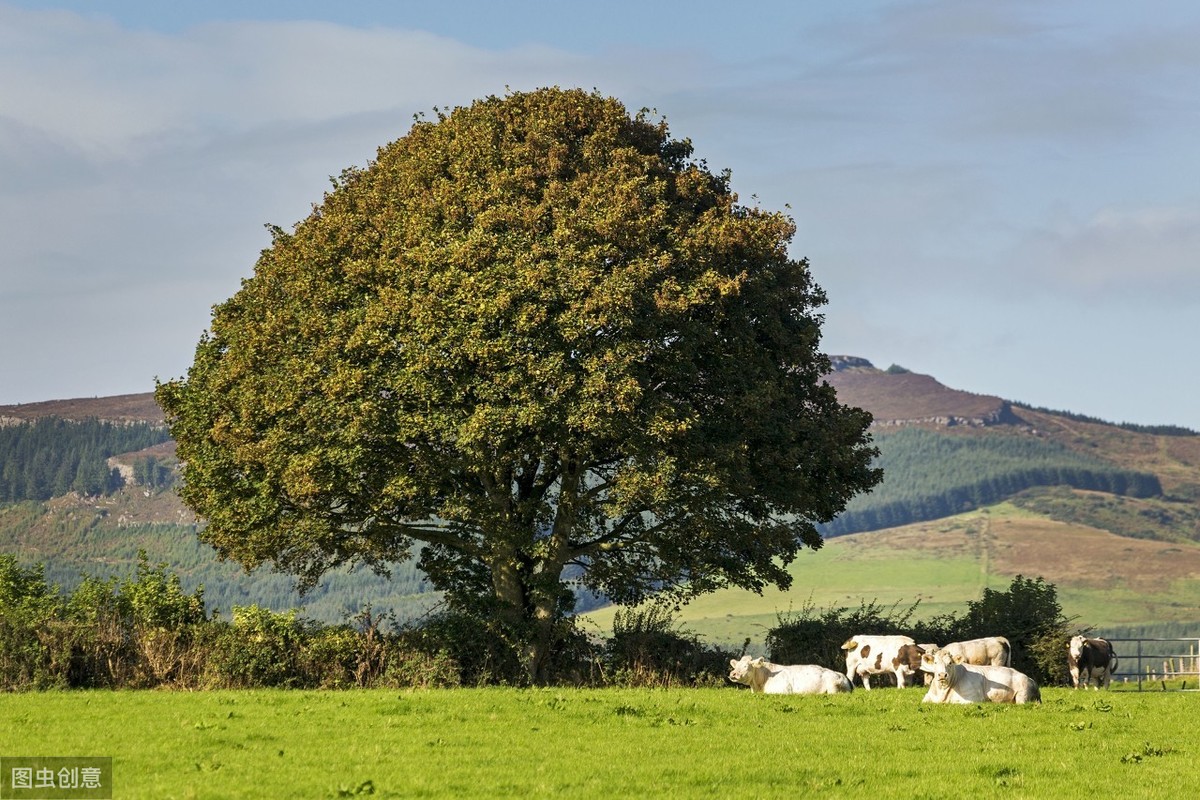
[728,633,1119,705]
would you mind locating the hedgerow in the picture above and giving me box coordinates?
[1,555,1072,690]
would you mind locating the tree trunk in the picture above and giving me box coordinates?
[489,550,542,684]
[490,455,579,685]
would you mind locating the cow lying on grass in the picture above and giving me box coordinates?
[728,656,853,695]
[920,649,1041,705]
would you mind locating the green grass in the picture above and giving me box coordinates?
[1058,582,1200,628]
[583,535,1008,649]
[1,687,1195,798]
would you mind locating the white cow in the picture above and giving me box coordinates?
[728,656,853,695]
[937,636,1011,667]
[840,635,924,690]
[920,649,1041,705]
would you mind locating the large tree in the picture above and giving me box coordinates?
[157,88,880,681]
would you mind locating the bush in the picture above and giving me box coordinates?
[953,575,1074,685]
[300,608,462,689]
[63,574,137,687]
[381,636,462,689]
[206,605,309,688]
[766,598,922,675]
[0,556,66,690]
[604,606,733,687]
[404,609,524,686]
[121,552,206,630]
[60,553,211,688]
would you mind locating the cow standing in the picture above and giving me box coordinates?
[936,636,1011,667]
[728,656,853,695]
[1068,635,1118,689]
[841,635,924,690]
[920,649,1041,704]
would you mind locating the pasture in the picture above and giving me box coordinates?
[584,504,1200,649]
[0,686,1193,798]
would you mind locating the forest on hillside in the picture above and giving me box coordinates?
[821,427,1163,537]
[0,497,437,624]
[0,417,171,502]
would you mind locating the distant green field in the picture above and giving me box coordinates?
[0,687,1194,798]
[585,529,1006,649]
[585,504,1200,651]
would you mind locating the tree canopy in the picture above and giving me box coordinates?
[156,87,880,680]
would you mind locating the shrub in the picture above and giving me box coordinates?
[404,609,524,686]
[604,606,733,687]
[299,624,361,689]
[207,605,309,688]
[120,552,206,630]
[380,639,461,689]
[766,598,921,674]
[62,574,137,687]
[0,556,65,690]
[954,575,1074,685]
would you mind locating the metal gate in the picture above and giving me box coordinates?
[1106,637,1200,691]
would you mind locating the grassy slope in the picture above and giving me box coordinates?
[585,502,1200,649]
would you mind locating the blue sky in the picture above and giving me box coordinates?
[2,1,1198,429]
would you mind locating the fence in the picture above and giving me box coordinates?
[1107,637,1200,691]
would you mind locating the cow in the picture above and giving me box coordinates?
[934,636,1011,667]
[840,635,924,690]
[920,648,1041,705]
[728,656,853,695]
[1068,635,1118,689]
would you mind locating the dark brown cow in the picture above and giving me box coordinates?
[1068,635,1118,689]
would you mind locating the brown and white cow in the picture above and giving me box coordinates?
[1068,635,1118,689]
[920,649,1041,705]
[728,656,853,695]
[936,636,1011,667]
[840,635,924,690]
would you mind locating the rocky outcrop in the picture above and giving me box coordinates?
[829,355,876,372]
[825,360,1014,428]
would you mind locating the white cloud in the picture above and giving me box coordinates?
[0,5,726,402]
[1011,206,1200,300]
[2,1,1200,428]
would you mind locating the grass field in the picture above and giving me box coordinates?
[1,686,1194,798]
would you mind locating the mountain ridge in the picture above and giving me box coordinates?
[0,393,164,426]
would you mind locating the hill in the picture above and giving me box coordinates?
[0,393,164,425]
[825,356,1016,427]
[586,359,1200,644]
[4,361,1200,639]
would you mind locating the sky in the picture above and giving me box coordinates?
[2,1,1198,429]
